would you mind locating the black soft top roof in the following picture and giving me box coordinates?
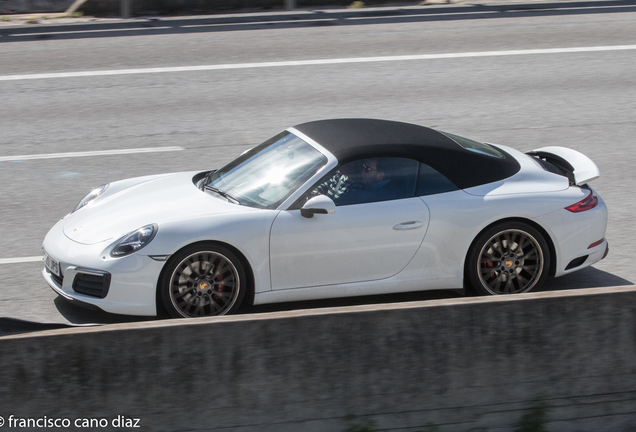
[292,119,520,189]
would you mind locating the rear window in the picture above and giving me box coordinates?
[440,131,504,159]
[417,163,459,196]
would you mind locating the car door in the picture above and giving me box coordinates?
[269,157,430,290]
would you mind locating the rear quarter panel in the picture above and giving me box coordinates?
[408,186,597,284]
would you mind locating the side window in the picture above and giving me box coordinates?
[309,157,419,206]
[417,163,459,196]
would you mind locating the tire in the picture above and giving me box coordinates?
[159,243,246,318]
[466,222,550,296]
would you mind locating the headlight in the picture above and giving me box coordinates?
[74,184,109,213]
[110,224,158,258]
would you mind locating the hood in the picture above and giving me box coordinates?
[63,172,249,245]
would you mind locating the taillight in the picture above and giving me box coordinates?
[588,238,604,249]
[565,190,598,213]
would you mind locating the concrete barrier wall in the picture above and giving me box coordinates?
[0,0,394,15]
[1,0,74,13]
[1,286,636,431]
[74,0,401,16]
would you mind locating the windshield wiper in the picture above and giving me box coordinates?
[203,185,241,205]
[199,170,216,191]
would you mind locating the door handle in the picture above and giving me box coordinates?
[393,221,424,230]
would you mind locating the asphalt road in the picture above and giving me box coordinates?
[0,4,634,327]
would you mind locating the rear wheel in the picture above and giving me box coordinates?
[160,244,246,318]
[466,222,550,295]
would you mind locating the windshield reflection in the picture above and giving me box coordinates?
[204,131,328,209]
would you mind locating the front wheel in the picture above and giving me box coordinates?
[466,222,550,295]
[159,244,246,318]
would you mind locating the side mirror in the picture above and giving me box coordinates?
[300,195,336,218]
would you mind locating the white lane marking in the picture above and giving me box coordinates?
[0,45,635,81]
[0,146,184,162]
[182,18,337,28]
[348,11,499,19]
[9,27,171,37]
[348,4,636,18]
[0,256,42,264]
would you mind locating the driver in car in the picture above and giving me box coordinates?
[336,158,399,204]
[311,161,363,201]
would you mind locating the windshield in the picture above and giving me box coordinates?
[204,131,328,209]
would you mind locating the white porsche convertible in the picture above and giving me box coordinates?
[42,119,608,318]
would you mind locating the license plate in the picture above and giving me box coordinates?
[43,251,60,278]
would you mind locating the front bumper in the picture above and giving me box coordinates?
[42,268,103,311]
[42,219,165,316]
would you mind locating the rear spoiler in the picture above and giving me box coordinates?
[526,146,600,186]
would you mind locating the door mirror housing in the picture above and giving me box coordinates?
[300,195,336,218]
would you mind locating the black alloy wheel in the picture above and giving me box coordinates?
[160,244,246,318]
[466,222,550,295]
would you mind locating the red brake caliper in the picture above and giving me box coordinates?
[214,273,224,302]
[482,259,495,282]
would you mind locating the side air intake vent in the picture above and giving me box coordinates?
[72,270,111,298]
